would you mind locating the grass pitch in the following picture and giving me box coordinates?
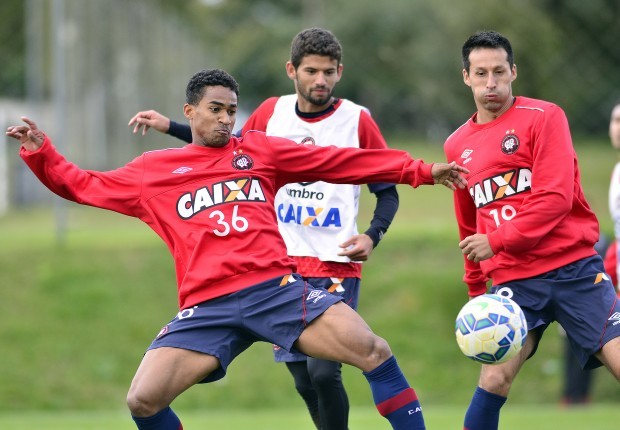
[0,405,617,429]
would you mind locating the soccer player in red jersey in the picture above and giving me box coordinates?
[8,68,468,430]
[444,31,620,430]
[607,101,620,292]
[130,28,399,430]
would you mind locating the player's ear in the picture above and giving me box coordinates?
[285,61,296,80]
[462,68,471,87]
[511,64,517,82]
[183,103,194,121]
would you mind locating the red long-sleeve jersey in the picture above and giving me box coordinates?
[22,131,433,309]
[444,96,599,297]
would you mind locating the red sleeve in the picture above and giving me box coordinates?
[487,105,576,255]
[241,97,279,134]
[604,243,618,287]
[20,136,144,217]
[358,109,388,150]
[445,139,488,296]
[453,186,489,296]
[261,134,434,189]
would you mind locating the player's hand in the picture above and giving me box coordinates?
[6,117,45,151]
[128,110,171,136]
[338,234,374,261]
[459,233,494,263]
[431,161,469,190]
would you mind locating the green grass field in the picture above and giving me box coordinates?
[0,405,617,429]
[0,139,618,428]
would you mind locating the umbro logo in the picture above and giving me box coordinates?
[609,312,620,325]
[172,166,193,174]
[306,290,327,303]
[460,149,473,165]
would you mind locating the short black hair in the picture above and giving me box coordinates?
[290,28,342,69]
[462,31,514,72]
[186,69,239,106]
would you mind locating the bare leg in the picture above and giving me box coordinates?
[127,347,220,417]
[478,332,537,397]
[595,336,620,381]
[296,302,391,371]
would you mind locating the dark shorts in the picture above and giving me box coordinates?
[273,276,361,362]
[490,255,620,369]
[147,274,343,382]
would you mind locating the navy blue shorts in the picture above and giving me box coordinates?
[147,274,343,382]
[273,276,361,362]
[490,255,620,369]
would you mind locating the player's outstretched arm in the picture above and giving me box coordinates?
[431,161,469,190]
[128,109,171,136]
[6,117,45,151]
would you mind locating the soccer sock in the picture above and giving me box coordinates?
[363,355,425,430]
[132,406,183,430]
[463,386,507,430]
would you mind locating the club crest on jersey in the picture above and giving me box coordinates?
[232,154,254,170]
[501,130,520,155]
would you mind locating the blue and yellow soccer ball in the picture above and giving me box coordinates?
[455,294,528,364]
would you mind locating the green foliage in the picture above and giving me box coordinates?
[2,0,619,168]
[0,0,26,97]
[165,0,620,138]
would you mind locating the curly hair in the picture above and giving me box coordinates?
[186,69,239,106]
[290,28,342,69]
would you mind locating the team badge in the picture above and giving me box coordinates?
[232,154,254,170]
[501,130,520,155]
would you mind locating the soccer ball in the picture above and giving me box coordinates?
[455,294,528,364]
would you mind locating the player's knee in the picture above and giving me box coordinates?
[365,335,392,369]
[479,368,514,396]
[308,360,342,387]
[290,373,314,396]
[126,387,163,417]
